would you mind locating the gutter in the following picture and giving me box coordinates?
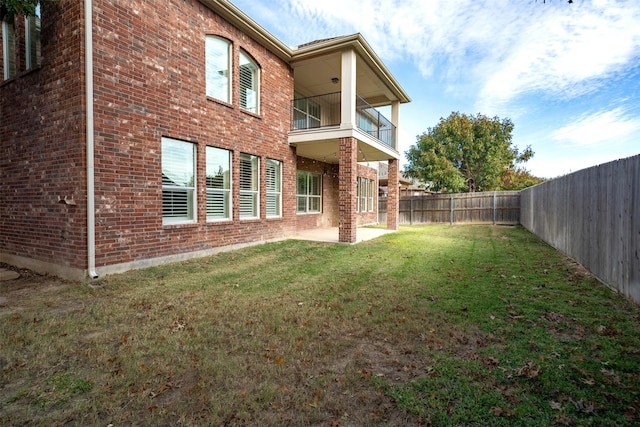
[85,0,98,279]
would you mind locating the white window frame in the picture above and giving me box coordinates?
[3,17,16,80]
[205,35,232,104]
[296,171,322,214]
[161,137,196,225]
[368,179,375,212]
[356,177,360,212]
[266,158,282,218]
[357,177,367,213]
[206,146,232,221]
[25,4,41,69]
[239,49,260,114]
[239,153,259,219]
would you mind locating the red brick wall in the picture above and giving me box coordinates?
[338,137,357,243]
[1,1,87,271]
[91,0,297,268]
[1,0,298,275]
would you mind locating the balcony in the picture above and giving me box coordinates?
[291,92,397,150]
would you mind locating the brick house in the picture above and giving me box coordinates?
[0,0,410,280]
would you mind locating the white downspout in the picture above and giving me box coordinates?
[85,0,98,279]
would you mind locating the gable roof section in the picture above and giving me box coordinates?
[199,0,410,104]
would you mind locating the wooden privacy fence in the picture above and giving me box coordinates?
[378,191,520,225]
[520,154,640,304]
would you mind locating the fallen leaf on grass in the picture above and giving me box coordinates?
[484,356,500,366]
[570,398,596,414]
[491,406,514,417]
[600,368,620,384]
[544,312,564,323]
[550,400,562,410]
[171,320,187,332]
[553,414,574,425]
[514,362,541,379]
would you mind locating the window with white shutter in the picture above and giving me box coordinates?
[368,179,375,212]
[266,159,282,218]
[205,36,231,103]
[239,50,259,114]
[162,137,196,224]
[206,146,231,221]
[239,153,259,219]
[360,177,367,212]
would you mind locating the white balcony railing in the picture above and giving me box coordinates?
[291,92,396,150]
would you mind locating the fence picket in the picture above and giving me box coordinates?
[379,191,521,225]
[521,154,640,304]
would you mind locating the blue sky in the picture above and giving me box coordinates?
[230,0,640,178]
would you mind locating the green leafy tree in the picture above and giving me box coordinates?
[1,0,52,20]
[404,112,533,193]
[500,167,545,191]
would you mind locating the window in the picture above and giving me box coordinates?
[266,159,282,218]
[205,36,231,103]
[293,93,321,129]
[25,4,41,69]
[206,146,231,221]
[239,49,259,114]
[356,177,374,213]
[368,179,375,212]
[239,153,259,219]
[297,171,321,213]
[162,137,196,224]
[357,177,368,212]
[2,16,16,80]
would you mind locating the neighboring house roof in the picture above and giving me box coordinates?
[378,162,429,190]
[199,0,411,105]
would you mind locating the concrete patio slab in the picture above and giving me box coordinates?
[293,227,395,244]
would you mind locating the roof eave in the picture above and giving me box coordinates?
[199,0,292,62]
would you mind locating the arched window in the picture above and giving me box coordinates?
[205,35,231,103]
[239,49,259,114]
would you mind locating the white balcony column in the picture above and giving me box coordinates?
[391,100,400,150]
[340,49,357,129]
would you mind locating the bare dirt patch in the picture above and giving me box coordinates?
[0,263,75,315]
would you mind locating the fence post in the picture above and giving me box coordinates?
[450,194,454,225]
[493,191,497,225]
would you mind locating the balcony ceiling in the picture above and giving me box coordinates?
[290,34,410,107]
[291,132,401,164]
[292,52,397,107]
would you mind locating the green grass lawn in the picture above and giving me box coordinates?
[1,225,639,426]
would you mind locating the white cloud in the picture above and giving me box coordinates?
[242,0,640,114]
[551,107,640,146]
[473,1,640,112]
